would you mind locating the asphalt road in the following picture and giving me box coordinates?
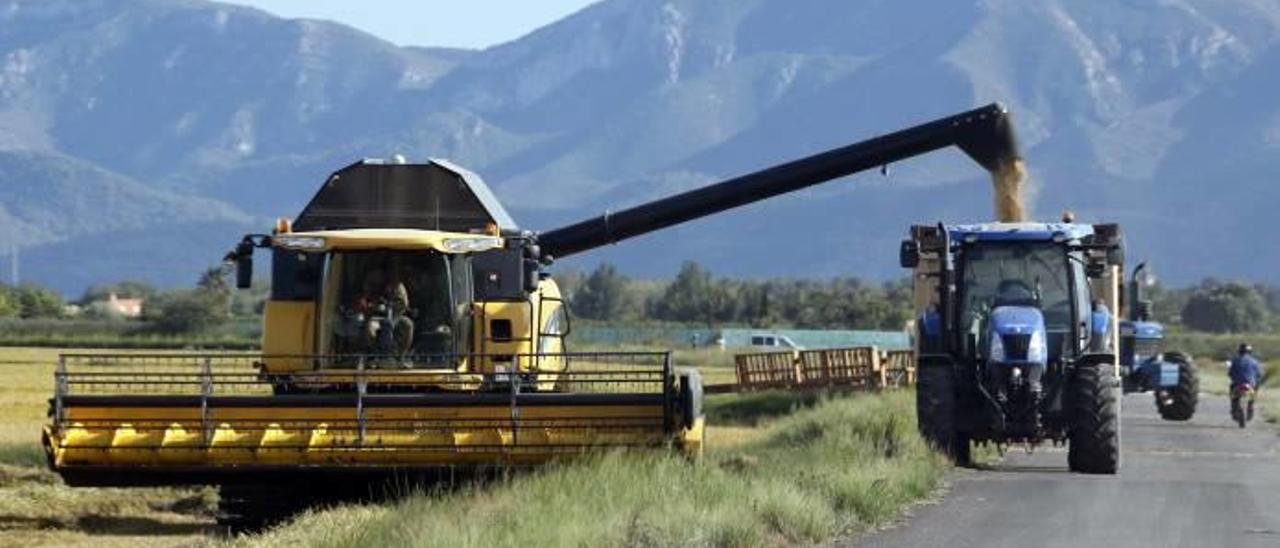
[853,394,1280,548]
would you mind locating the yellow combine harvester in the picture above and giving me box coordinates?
[43,104,1022,525]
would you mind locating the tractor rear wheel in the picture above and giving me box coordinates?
[917,362,969,466]
[1157,352,1198,421]
[1067,364,1120,475]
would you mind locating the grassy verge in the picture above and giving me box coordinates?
[236,390,943,548]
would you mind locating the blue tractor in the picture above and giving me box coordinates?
[1119,263,1198,420]
[901,222,1124,474]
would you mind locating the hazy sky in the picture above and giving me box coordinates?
[229,0,599,49]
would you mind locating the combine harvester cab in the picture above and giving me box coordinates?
[44,160,706,492]
[902,222,1126,473]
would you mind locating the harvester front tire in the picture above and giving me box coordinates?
[1067,364,1120,475]
[917,363,968,466]
[1157,352,1198,422]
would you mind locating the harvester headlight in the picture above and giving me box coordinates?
[1028,329,1046,363]
[442,236,502,253]
[274,235,326,250]
[989,334,1005,362]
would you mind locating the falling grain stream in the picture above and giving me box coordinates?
[992,158,1027,222]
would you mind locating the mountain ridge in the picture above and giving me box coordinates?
[1,0,1278,293]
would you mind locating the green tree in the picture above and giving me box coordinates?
[571,263,635,321]
[652,262,717,324]
[145,290,225,333]
[0,285,18,318]
[15,284,65,319]
[145,267,234,333]
[1181,280,1272,333]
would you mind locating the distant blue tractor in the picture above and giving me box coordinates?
[1119,263,1198,421]
[902,222,1124,474]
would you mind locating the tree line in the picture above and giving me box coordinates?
[0,267,268,334]
[3,261,1277,335]
[1144,278,1280,334]
[557,261,916,330]
[559,261,1280,334]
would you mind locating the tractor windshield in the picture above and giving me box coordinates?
[318,250,473,365]
[959,242,1076,353]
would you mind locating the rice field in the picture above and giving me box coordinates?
[0,346,942,547]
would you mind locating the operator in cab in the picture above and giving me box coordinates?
[353,265,415,357]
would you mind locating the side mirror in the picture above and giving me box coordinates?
[899,240,920,269]
[1107,242,1125,267]
[233,240,255,289]
[236,253,253,289]
[523,259,541,293]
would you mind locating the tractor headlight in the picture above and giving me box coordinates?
[274,235,326,250]
[441,236,503,253]
[989,334,1005,362]
[1028,329,1046,363]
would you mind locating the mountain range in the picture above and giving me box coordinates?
[2,0,1278,294]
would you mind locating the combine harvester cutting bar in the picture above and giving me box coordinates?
[48,352,688,486]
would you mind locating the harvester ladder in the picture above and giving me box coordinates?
[53,356,66,427]
[356,356,368,446]
[508,355,521,459]
[200,356,213,446]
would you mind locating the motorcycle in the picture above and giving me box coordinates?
[1230,383,1256,428]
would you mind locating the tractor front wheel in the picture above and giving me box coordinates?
[1157,352,1198,421]
[1067,363,1120,475]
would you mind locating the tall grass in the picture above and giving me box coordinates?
[239,391,942,548]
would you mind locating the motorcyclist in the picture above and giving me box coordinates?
[1229,343,1263,421]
